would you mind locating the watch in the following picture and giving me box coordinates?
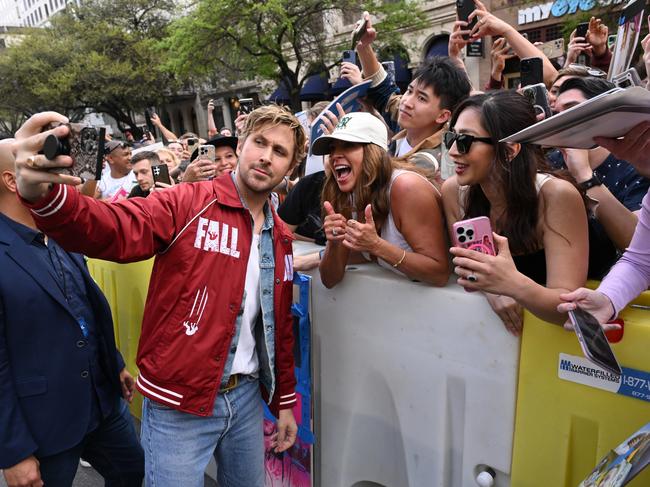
[579,173,602,191]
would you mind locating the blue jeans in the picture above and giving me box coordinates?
[38,399,144,486]
[140,376,264,487]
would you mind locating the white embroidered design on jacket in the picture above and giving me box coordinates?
[183,286,208,336]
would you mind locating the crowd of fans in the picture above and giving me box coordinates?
[4,3,650,486]
[17,7,650,333]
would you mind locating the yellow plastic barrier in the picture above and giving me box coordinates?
[511,289,650,487]
[87,258,153,419]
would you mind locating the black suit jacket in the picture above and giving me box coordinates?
[0,215,124,468]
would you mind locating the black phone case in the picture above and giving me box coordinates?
[576,23,589,38]
[520,58,543,87]
[456,0,477,39]
[152,164,171,186]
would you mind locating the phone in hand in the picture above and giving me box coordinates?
[351,16,368,49]
[537,38,564,59]
[342,49,357,66]
[576,22,589,39]
[522,83,553,120]
[238,98,254,115]
[456,0,477,40]
[43,124,106,181]
[452,216,496,255]
[568,307,622,376]
[186,137,199,156]
[198,144,216,162]
[520,57,544,87]
[151,164,172,186]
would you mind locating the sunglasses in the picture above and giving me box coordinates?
[107,142,129,153]
[443,131,494,154]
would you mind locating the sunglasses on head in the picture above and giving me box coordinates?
[108,142,129,153]
[566,64,607,78]
[443,131,494,154]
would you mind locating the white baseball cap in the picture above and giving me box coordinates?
[311,112,388,155]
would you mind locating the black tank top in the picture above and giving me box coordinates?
[512,248,547,285]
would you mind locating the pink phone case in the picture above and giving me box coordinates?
[452,216,496,255]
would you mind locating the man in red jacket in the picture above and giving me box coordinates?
[13,106,306,487]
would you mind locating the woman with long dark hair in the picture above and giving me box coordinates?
[315,112,450,288]
[441,90,588,334]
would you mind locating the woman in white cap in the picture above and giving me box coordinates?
[314,111,450,287]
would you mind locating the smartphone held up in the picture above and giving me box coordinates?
[43,123,106,181]
[568,307,622,376]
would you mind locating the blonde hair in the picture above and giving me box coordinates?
[240,104,307,168]
[156,148,180,169]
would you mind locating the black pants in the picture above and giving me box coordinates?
[38,399,144,486]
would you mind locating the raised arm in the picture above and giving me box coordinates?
[207,99,218,138]
[13,113,183,262]
[151,113,178,142]
[469,0,557,86]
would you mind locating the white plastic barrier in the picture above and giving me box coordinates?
[295,243,519,487]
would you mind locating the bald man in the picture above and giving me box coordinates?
[0,139,143,486]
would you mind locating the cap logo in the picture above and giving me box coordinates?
[336,116,351,130]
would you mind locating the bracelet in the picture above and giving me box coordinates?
[393,249,407,268]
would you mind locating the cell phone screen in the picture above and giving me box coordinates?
[569,308,622,376]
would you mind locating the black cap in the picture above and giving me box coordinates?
[189,135,238,162]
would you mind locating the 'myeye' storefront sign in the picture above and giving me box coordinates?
[518,0,624,25]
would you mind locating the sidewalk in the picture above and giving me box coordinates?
[1,465,218,486]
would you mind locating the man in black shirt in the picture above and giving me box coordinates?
[278,170,326,245]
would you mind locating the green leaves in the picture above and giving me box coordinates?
[163,0,423,110]
[0,0,176,134]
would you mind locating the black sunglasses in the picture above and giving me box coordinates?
[443,131,494,154]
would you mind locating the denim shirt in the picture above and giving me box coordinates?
[220,173,278,400]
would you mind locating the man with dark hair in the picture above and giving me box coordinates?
[354,13,471,182]
[128,151,160,198]
[96,140,133,202]
[0,135,143,486]
[552,77,649,278]
[14,105,306,486]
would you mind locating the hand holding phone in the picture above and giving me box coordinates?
[186,137,199,156]
[151,164,172,186]
[451,216,495,293]
[198,144,216,162]
[238,98,254,115]
[456,0,477,40]
[568,307,622,376]
[342,49,357,66]
[351,15,369,49]
[452,216,496,255]
[576,22,589,40]
[43,123,106,181]
[521,83,552,120]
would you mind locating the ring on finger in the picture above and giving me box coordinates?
[332,228,338,237]
[467,274,478,283]
[26,156,37,168]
